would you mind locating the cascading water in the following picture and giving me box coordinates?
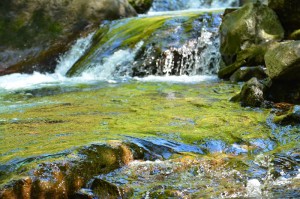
[150,0,240,12]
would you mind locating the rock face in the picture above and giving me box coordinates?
[0,0,136,75]
[268,0,300,36]
[128,0,153,13]
[218,2,284,78]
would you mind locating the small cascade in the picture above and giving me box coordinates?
[156,27,220,76]
[66,11,223,79]
[150,0,240,12]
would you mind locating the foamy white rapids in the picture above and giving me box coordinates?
[150,0,239,12]
[134,75,218,83]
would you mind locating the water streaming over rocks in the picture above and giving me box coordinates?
[0,0,299,198]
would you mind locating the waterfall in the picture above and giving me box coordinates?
[150,0,240,12]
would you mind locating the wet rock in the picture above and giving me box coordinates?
[231,77,266,107]
[90,178,133,198]
[0,0,136,75]
[219,2,284,77]
[0,143,133,199]
[268,0,300,36]
[128,0,153,14]
[274,105,300,125]
[230,66,267,82]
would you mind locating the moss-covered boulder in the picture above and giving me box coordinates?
[0,0,136,75]
[265,41,300,81]
[128,0,153,14]
[268,0,300,36]
[219,2,284,77]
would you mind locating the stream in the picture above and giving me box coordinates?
[0,0,299,198]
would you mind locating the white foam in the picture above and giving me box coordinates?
[134,75,218,84]
[246,179,262,198]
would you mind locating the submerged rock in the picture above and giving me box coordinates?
[0,0,136,75]
[219,2,284,78]
[231,77,266,107]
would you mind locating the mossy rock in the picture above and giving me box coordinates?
[265,41,300,81]
[219,2,284,66]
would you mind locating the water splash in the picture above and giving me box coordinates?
[156,27,220,76]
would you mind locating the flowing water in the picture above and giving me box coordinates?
[0,0,299,198]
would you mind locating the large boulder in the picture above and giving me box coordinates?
[265,41,300,81]
[268,0,300,36]
[0,0,136,75]
[219,2,284,78]
[128,0,153,14]
[264,41,300,103]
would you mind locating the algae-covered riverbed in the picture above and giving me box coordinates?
[0,80,270,163]
[0,80,299,198]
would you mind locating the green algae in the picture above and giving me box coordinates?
[0,81,272,165]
